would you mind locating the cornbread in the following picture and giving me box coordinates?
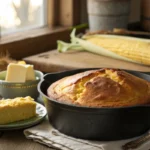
[47,69,150,107]
[0,96,36,124]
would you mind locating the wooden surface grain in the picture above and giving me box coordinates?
[0,27,71,60]
[24,50,150,73]
[0,130,54,150]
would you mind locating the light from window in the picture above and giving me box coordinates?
[0,0,46,35]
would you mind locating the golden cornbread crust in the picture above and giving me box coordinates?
[0,96,36,124]
[47,69,150,107]
[0,96,35,107]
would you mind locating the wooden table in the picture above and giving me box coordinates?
[23,50,150,73]
[1,50,150,150]
[0,130,54,150]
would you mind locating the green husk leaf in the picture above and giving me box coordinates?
[57,40,83,53]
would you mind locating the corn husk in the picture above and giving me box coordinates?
[57,29,150,65]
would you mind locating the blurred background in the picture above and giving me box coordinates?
[0,0,46,35]
[0,0,146,35]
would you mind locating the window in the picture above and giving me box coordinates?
[0,0,46,35]
[0,0,87,59]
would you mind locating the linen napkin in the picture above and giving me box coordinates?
[24,118,150,150]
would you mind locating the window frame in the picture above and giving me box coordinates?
[0,0,87,59]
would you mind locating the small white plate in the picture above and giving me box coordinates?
[0,102,47,130]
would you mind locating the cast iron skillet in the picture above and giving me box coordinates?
[38,68,150,141]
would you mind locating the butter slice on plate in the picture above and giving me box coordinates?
[5,63,27,82]
[0,96,36,125]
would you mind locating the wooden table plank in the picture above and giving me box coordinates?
[23,50,150,73]
[0,130,54,150]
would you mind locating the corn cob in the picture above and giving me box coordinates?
[57,29,150,65]
[84,35,150,65]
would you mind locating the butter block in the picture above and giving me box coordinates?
[0,96,36,125]
[5,63,36,82]
[5,63,27,82]
[25,65,36,81]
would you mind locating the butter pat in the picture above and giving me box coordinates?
[5,63,27,82]
[18,61,36,81]
[26,65,36,81]
[5,63,36,82]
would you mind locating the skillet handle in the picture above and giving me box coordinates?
[122,132,150,150]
